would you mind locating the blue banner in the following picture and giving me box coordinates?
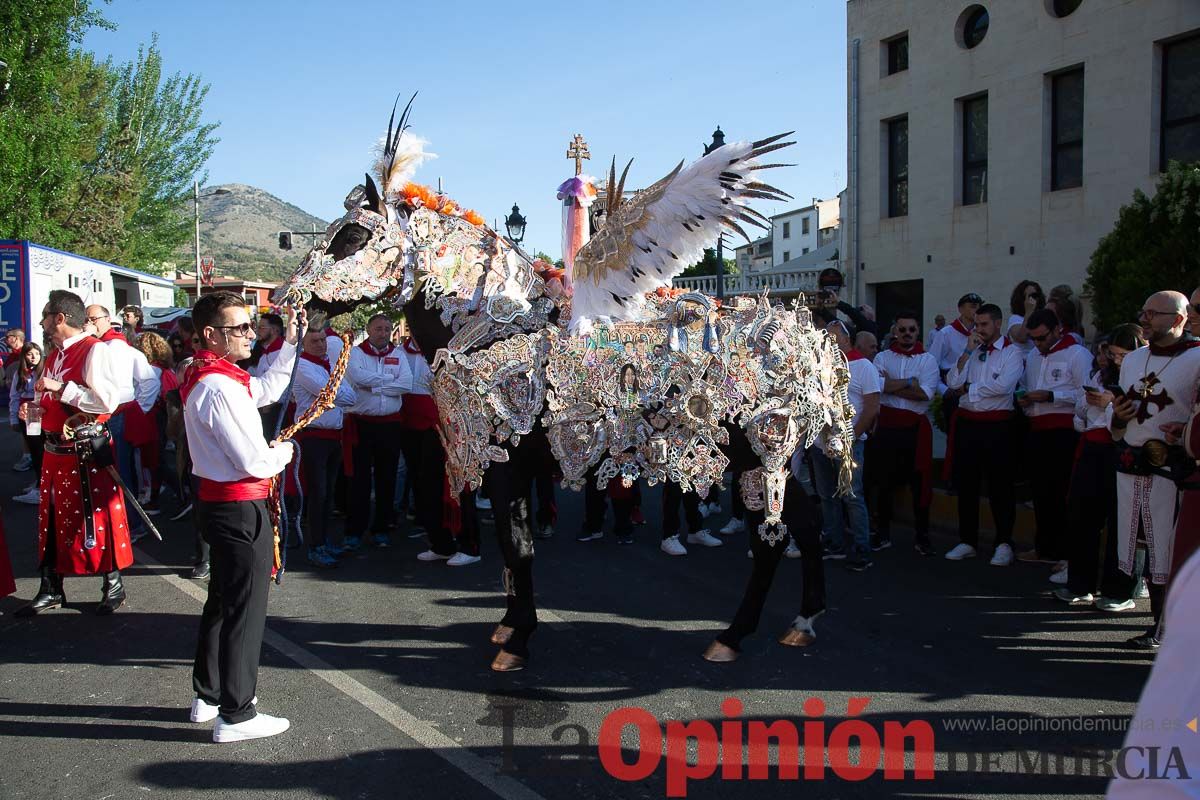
[0,242,29,336]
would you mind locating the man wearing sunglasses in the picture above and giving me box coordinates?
[1016,308,1093,568]
[181,290,303,742]
[1110,290,1200,650]
[870,310,939,556]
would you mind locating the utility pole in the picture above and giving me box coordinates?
[194,181,201,305]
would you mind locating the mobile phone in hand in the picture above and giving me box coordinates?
[1104,384,1125,399]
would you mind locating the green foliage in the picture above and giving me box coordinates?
[1085,162,1200,332]
[0,3,219,272]
[679,247,737,279]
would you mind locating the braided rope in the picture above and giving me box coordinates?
[270,331,354,579]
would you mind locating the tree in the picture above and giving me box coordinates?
[1085,162,1200,331]
[678,247,736,279]
[0,1,113,246]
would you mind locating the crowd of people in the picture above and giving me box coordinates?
[0,274,1197,740]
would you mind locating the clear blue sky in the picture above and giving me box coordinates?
[84,0,848,259]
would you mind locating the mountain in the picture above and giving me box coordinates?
[194,183,327,283]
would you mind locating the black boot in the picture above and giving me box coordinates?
[16,568,66,616]
[95,570,126,615]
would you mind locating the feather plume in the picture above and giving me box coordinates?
[568,133,794,331]
[373,133,436,200]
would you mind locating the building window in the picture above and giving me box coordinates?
[962,95,988,205]
[887,34,909,75]
[1048,0,1082,17]
[887,116,909,217]
[802,217,810,235]
[958,5,989,50]
[802,247,810,255]
[783,251,791,262]
[1051,68,1084,190]
[1161,33,1200,171]
[782,221,791,239]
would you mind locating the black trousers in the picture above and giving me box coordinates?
[299,436,341,549]
[405,427,479,556]
[20,421,43,475]
[718,475,825,649]
[1065,440,1116,595]
[193,498,273,724]
[953,417,1016,548]
[867,424,930,543]
[481,456,537,658]
[348,418,403,538]
[662,482,702,539]
[1028,427,1078,559]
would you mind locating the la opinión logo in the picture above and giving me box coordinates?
[498,696,936,797]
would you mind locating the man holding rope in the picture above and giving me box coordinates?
[181,290,304,743]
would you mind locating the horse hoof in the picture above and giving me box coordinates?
[491,651,526,672]
[701,641,738,663]
[778,627,816,647]
[490,625,514,646]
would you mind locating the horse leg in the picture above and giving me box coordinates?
[483,459,537,671]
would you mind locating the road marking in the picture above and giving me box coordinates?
[138,550,549,800]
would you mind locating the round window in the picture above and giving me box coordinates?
[1049,0,1082,17]
[958,5,990,50]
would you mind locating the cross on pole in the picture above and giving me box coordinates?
[567,133,590,176]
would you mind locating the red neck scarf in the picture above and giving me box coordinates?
[402,337,421,355]
[99,328,126,345]
[1046,336,1075,355]
[300,351,331,372]
[358,340,395,358]
[889,340,925,356]
[845,349,867,362]
[261,336,284,355]
[950,319,972,337]
[1149,335,1200,357]
[180,350,252,404]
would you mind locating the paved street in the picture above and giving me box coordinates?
[0,439,1158,800]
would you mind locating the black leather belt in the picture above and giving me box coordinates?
[44,435,78,456]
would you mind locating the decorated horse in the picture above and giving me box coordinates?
[274,97,855,672]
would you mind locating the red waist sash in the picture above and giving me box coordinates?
[1029,413,1075,432]
[877,406,934,508]
[199,476,271,502]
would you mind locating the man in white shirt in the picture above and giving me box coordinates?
[1017,307,1094,565]
[812,320,880,571]
[930,292,982,397]
[869,310,940,556]
[345,313,413,549]
[944,303,1024,566]
[182,290,301,743]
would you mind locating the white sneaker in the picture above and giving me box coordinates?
[660,535,688,556]
[416,550,452,562]
[990,544,1014,567]
[719,517,746,535]
[12,487,40,505]
[686,530,723,548]
[191,696,256,723]
[1049,567,1068,585]
[212,711,290,743]
[945,543,977,561]
[785,540,802,559]
[1134,578,1150,599]
[447,552,481,566]
[12,454,31,472]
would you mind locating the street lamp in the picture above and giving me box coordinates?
[704,126,726,300]
[504,203,527,246]
[194,183,230,304]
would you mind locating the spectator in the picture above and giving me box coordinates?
[9,343,44,505]
[1187,286,1200,338]
[815,268,876,335]
[176,317,197,358]
[1048,285,1085,343]
[943,303,1024,565]
[814,319,880,571]
[136,332,180,515]
[1006,279,1045,355]
[292,327,357,568]
[2,328,26,370]
[854,331,878,361]
[1016,308,1093,566]
[121,305,144,335]
[869,310,939,555]
[345,313,414,549]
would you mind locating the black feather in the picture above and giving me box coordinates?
[750,163,798,170]
[749,141,796,159]
[752,131,795,149]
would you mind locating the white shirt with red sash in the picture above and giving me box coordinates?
[292,352,356,433]
[182,344,297,502]
[397,337,439,431]
[1022,337,1093,432]
[39,331,135,576]
[250,336,285,378]
[946,338,1023,414]
[347,341,413,419]
[875,341,938,506]
[930,318,973,394]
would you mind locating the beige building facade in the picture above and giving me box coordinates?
[844,0,1200,336]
